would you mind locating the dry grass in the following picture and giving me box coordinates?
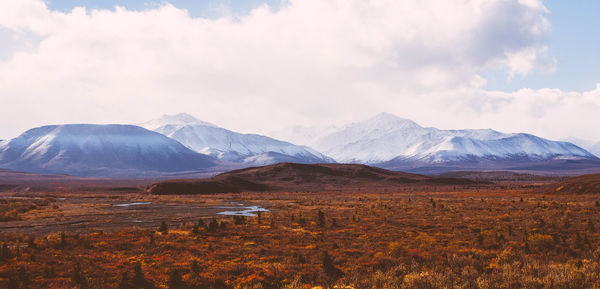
[1,188,600,288]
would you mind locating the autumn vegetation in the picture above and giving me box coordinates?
[0,198,54,222]
[2,184,600,288]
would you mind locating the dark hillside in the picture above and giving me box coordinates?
[149,162,480,194]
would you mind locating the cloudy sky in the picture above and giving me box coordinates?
[0,0,599,146]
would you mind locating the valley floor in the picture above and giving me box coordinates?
[2,187,600,288]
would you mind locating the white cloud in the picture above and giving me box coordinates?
[0,0,597,144]
[413,85,600,142]
[505,46,556,80]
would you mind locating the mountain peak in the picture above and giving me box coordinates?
[140,113,217,130]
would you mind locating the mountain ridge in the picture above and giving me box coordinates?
[268,113,597,171]
[142,113,334,165]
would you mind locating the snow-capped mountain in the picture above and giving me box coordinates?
[306,113,598,171]
[0,124,219,177]
[141,113,334,164]
[1,113,595,177]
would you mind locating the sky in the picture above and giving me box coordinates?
[0,0,599,148]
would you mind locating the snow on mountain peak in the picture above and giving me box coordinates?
[311,113,425,160]
[142,115,334,165]
[308,113,597,165]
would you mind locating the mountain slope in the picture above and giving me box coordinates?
[0,124,219,177]
[142,114,334,164]
[304,113,598,172]
[149,162,479,194]
[547,173,600,194]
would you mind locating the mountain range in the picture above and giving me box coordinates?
[275,113,597,173]
[139,113,333,165]
[0,112,598,177]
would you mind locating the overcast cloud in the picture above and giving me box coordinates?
[0,0,597,144]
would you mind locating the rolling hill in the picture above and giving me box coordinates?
[549,173,600,194]
[148,162,479,194]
